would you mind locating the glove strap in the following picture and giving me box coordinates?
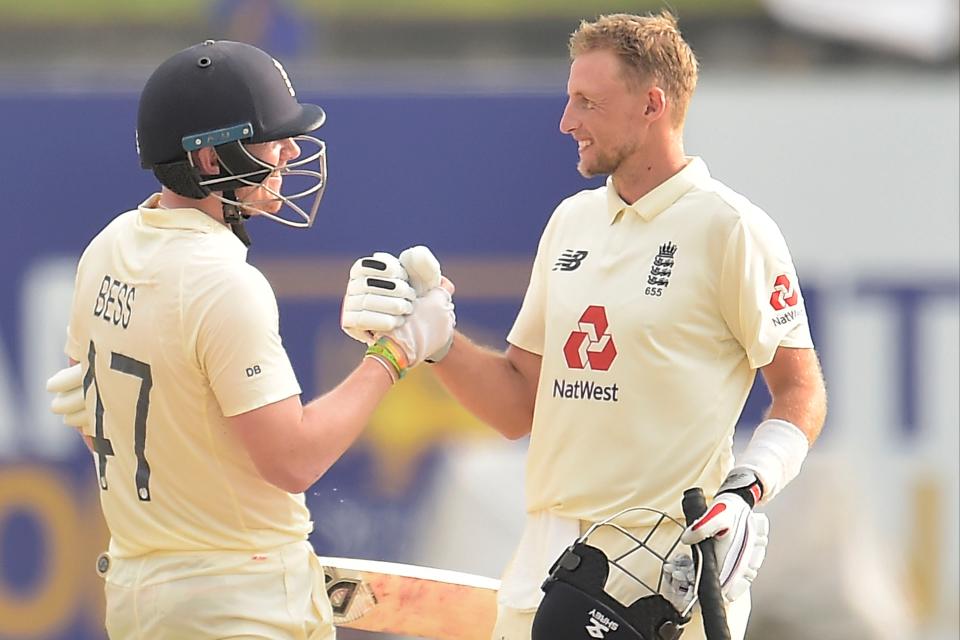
[717,468,764,509]
[365,337,410,381]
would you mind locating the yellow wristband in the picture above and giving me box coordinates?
[365,337,408,379]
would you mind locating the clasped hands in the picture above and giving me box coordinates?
[341,246,456,380]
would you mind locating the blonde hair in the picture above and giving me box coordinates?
[569,12,699,126]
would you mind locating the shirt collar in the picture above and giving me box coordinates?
[138,194,229,231]
[605,156,711,223]
[137,194,248,254]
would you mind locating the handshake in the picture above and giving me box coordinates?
[341,246,456,382]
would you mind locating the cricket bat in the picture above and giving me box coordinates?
[317,556,500,640]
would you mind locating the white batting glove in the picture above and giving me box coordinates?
[342,252,417,344]
[398,245,442,295]
[680,490,769,603]
[383,285,456,367]
[398,246,453,363]
[46,363,88,431]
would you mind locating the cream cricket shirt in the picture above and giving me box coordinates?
[508,158,813,527]
[65,195,310,557]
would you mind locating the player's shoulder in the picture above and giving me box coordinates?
[557,183,607,212]
[229,260,273,293]
[77,208,140,264]
[88,208,140,243]
[180,258,278,331]
[689,173,781,236]
[548,183,607,226]
[197,255,274,299]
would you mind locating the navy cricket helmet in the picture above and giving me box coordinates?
[137,40,327,235]
[532,507,696,640]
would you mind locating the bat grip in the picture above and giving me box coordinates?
[682,488,731,640]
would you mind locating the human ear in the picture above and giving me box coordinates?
[193,147,220,174]
[645,86,667,119]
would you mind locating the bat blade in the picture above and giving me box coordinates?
[318,556,500,640]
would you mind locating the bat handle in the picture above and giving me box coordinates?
[682,488,731,640]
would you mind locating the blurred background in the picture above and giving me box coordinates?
[0,0,957,639]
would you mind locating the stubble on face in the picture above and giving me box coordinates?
[577,138,639,178]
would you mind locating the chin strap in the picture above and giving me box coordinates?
[222,190,252,247]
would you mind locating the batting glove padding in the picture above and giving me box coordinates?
[381,285,456,368]
[398,245,442,296]
[398,246,453,362]
[46,363,88,430]
[680,492,769,603]
[342,252,417,344]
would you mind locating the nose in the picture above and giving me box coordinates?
[281,138,301,163]
[559,98,576,135]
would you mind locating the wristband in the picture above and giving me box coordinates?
[365,337,409,380]
[364,353,399,384]
[736,418,809,505]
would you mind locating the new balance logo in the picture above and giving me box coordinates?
[553,249,588,271]
[585,609,619,638]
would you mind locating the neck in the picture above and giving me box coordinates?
[611,136,687,205]
[157,188,226,223]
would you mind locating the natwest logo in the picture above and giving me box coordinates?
[563,305,617,371]
[769,274,800,311]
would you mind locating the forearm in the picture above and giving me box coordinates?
[432,332,536,440]
[294,357,394,483]
[241,357,394,493]
[764,348,827,446]
[735,346,828,504]
[765,379,826,446]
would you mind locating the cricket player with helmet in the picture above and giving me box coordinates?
[46,40,454,639]
[342,12,827,640]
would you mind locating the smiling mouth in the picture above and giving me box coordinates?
[577,140,593,152]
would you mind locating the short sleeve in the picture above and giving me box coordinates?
[193,264,301,417]
[507,209,563,355]
[719,213,813,369]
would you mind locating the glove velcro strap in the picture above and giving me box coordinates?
[717,469,764,509]
[365,337,409,380]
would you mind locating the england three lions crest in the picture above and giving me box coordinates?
[645,242,677,296]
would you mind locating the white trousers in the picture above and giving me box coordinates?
[100,540,335,640]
